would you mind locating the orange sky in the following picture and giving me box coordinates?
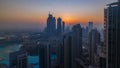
[0,0,117,27]
[0,9,103,25]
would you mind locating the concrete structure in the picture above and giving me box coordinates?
[63,24,82,68]
[39,43,51,68]
[88,22,93,33]
[63,33,72,68]
[105,0,120,68]
[9,50,28,68]
[88,29,100,65]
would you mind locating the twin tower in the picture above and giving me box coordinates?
[45,13,65,36]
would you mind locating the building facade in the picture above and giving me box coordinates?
[105,0,120,68]
[39,43,51,68]
[88,29,100,65]
[57,17,62,35]
[46,13,56,36]
[63,24,82,68]
[9,50,28,68]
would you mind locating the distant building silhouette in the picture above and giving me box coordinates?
[46,13,65,36]
[46,13,56,36]
[105,0,120,68]
[88,22,93,33]
[57,17,62,35]
[62,21,65,34]
[82,27,88,43]
[9,50,28,68]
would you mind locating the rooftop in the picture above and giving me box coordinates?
[107,0,120,6]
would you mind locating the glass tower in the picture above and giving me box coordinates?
[105,0,120,68]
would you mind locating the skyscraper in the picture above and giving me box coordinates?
[63,24,82,68]
[53,17,56,33]
[88,29,100,65]
[39,43,51,68]
[57,17,62,35]
[72,24,82,56]
[46,13,56,36]
[88,22,93,33]
[63,33,72,68]
[105,0,120,68]
[62,21,65,34]
[9,50,28,68]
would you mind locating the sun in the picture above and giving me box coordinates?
[61,13,73,24]
[63,17,71,23]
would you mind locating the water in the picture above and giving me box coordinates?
[0,43,57,68]
[0,43,22,66]
[28,56,39,68]
[0,43,39,68]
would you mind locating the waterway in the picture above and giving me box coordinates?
[0,43,40,68]
[0,43,57,68]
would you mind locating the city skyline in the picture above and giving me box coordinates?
[0,0,117,30]
[0,0,120,68]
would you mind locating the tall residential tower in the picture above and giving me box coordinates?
[105,0,120,68]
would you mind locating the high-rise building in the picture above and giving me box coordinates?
[63,24,82,68]
[88,22,93,33]
[105,0,120,68]
[46,13,65,36]
[48,38,64,68]
[62,21,65,34]
[72,24,82,56]
[88,29,100,65]
[63,33,72,68]
[9,50,28,68]
[82,27,88,43]
[57,17,62,35]
[39,43,51,68]
[46,13,56,36]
